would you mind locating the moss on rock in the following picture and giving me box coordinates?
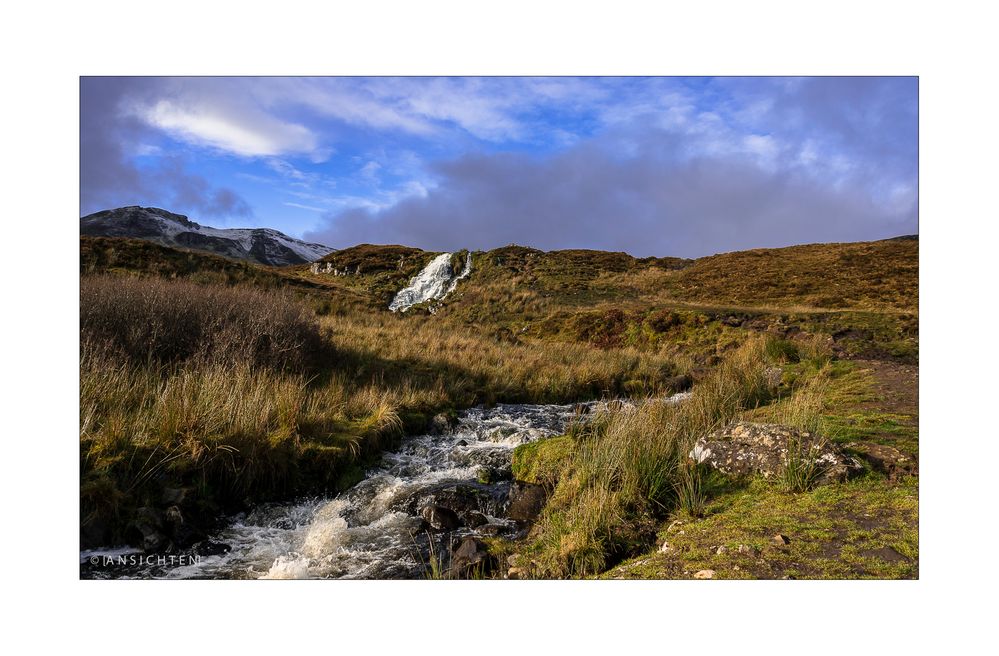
[511,434,575,488]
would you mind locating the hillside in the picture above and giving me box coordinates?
[294,238,916,314]
[661,238,918,311]
[80,229,919,580]
[83,234,919,364]
[81,206,334,266]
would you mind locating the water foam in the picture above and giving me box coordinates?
[389,252,472,312]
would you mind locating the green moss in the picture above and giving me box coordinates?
[823,412,919,456]
[601,476,918,580]
[511,435,575,487]
[400,411,428,434]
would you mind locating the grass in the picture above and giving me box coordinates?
[656,238,918,312]
[512,330,918,579]
[80,274,688,547]
[518,337,780,578]
[80,235,917,572]
[602,476,918,580]
[318,311,686,406]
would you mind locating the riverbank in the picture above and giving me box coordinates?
[503,347,918,579]
[80,275,687,551]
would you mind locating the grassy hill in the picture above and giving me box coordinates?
[83,235,919,364]
[79,234,918,566]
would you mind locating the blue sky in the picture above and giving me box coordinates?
[81,76,917,257]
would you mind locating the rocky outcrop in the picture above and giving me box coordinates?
[309,262,358,276]
[690,421,862,485]
[81,206,333,266]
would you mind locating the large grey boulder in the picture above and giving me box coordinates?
[690,421,862,485]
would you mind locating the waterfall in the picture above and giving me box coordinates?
[388,252,472,312]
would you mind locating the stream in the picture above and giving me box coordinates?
[81,395,687,579]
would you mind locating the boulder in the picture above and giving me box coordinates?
[402,482,507,518]
[690,422,863,485]
[506,481,548,523]
[429,413,458,435]
[420,505,462,531]
[449,537,492,578]
[693,569,715,579]
[462,511,489,529]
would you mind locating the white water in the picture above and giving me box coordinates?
[83,395,689,580]
[389,252,472,312]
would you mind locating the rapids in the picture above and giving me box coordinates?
[81,395,689,579]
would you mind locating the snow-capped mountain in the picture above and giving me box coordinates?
[80,206,334,267]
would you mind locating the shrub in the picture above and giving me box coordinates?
[81,276,327,372]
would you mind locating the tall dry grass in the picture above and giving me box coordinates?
[81,275,326,371]
[320,312,685,405]
[81,275,688,545]
[524,337,778,577]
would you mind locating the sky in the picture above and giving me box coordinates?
[80,76,917,258]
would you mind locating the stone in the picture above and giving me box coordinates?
[660,542,673,553]
[429,413,457,435]
[737,544,760,556]
[132,507,167,552]
[403,482,506,518]
[715,545,727,555]
[690,421,863,485]
[764,367,784,388]
[463,511,489,529]
[847,442,916,480]
[773,534,791,546]
[506,481,548,523]
[476,523,506,536]
[161,487,190,506]
[420,505,462,531]
[165,505,184,526]
[450,537,492,577]
[693,569,715,579]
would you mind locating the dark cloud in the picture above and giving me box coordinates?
[80,77,252,219]
[305,124,917,258]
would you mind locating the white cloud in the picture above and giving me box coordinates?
[136,99,318,157]
[743,134,780,168]
[359,160,382,182]
[283,202,326,212]
[263,78,437,136]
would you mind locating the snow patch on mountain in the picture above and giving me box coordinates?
[389,252,472,312]
[81,206,334,266]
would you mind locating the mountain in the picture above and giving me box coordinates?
[80,206,334,267]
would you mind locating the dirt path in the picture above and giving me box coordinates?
[854,359,918,422]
